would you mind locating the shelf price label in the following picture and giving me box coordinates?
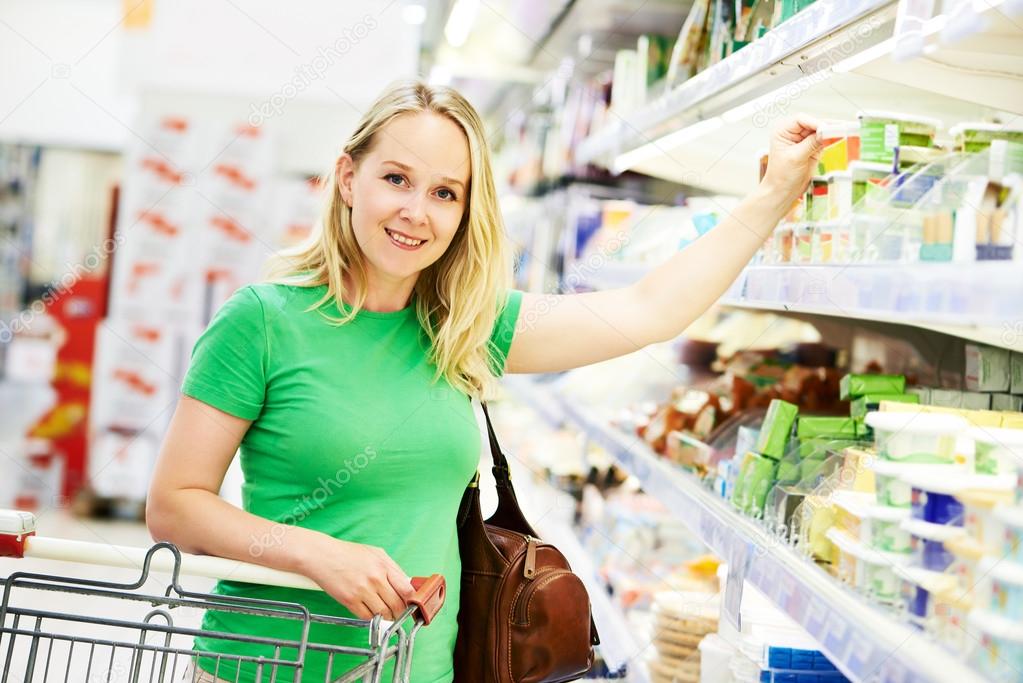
[723,542,753,631]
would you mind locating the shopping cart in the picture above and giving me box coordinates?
[0,510,446,683]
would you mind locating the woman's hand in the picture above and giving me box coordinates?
[761,114,823,204]
[300,532,416,620]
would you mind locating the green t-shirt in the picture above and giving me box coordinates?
[180,283,522,683]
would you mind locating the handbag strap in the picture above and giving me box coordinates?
[480,402,512,488]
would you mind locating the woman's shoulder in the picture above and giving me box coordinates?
[242,281,328,315]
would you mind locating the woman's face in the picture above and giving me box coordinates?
[338,112,471,288]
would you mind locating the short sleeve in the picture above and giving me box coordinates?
[487,289,523,377]
[181,286,268,420]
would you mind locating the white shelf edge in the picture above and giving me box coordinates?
[516,385,990,683]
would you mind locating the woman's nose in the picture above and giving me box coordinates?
[398,191,428,225]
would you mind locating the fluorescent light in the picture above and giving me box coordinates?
[444,0,480,48]
[402,3,427,25]
[612,117,723,173]
[832,38,895,73]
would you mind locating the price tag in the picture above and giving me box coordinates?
[804,595,828,636]
[723,542,753,631]
[884,124,900,151]
[822,612,849,658]
[990,139,1007,182]
[845,634,874,679]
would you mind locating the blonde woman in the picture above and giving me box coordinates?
[147,80,821,682]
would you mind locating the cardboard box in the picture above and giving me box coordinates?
[1012,352,1023,395]
[840,374,906,400]
[992,394,1023,412]
[965,344,1011,392]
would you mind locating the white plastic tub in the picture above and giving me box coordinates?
[865,411,967,463]
[969,426,1023,476]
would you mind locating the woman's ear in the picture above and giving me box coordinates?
[336,153,356,207]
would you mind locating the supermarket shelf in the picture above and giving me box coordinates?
[723,262,1023,352]
[521,385,988,683]
[578,0,1023,195]
[557,258,1023,352]
[508,438,648,682]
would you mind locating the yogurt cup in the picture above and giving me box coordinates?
[969,427,1023,476]
[865,411,968,463]
[868,460,962,509]
[994,506,1023,565]
[858,111,941,164]
[832,490,912,553]
[826,527,909,600]
[987,558,1023,621]
[969,610,1023,681]
[896,565,957,625]
[901,517,965,571]
[950,122,1023,153]
[957,487,1015,552]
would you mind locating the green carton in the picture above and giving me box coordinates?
[851,393,919,419]
[840,373,906,400]
[796,416,858,439]
[755,399,799,460]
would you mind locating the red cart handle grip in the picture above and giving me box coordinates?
[408,574,446,626]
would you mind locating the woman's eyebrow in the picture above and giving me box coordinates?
[382,159,466,191]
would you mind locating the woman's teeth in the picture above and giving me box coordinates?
[386,228,424,247]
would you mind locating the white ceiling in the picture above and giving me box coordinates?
[0,0,422,151]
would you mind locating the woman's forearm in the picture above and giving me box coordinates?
[147,488,322,578]
[634,181,794,343]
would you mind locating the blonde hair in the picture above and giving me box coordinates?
[267,80,512,398]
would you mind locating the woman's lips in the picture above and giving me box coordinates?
[385,227,427,251]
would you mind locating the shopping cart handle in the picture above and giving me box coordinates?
[408,574,445,626]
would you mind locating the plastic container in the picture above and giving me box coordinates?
[865,411,968,463]
[969,427,1023,476]
[958,486,1015,552]
[850,161,893,207]
[950,122,1023,153]
[994,505,1023,565]
[898,565,957,624]
[969,610,1023,681]
[988,558,1023,621]
[698,633,736,683]
[932,586,974,655]
[832,490,912,553]
[858,111,940,164]
[901,472,966,525]
[850,213,905,262]
[868,460,962,508]
[826,528,909,600]
[945,535,986,595]
[901,518,964,571]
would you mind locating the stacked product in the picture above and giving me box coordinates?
[759,113,1023,266]
[648,590,719,683]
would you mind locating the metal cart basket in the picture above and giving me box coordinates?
[0,510,446,683]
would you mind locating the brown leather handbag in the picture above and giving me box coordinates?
[453,404,599,683]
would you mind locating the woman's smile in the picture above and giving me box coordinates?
[384,227,428,250]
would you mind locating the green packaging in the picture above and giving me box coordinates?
[755,399,799,459]
[731,451,755,511]
[840,373,906,400]
[741,452,780,516]
[796,416,858,439]
[851,393,919,419]
[799,438,860,461]
[858,111,939,164]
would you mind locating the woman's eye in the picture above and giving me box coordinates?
[436,188,456,201]
[384,173,406,187]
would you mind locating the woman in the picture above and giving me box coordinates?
[147,80,820,682]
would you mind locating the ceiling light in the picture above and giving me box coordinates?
[444,0,480,48]
[402,3,427,25]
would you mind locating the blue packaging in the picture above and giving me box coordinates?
[911,485,963,526]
